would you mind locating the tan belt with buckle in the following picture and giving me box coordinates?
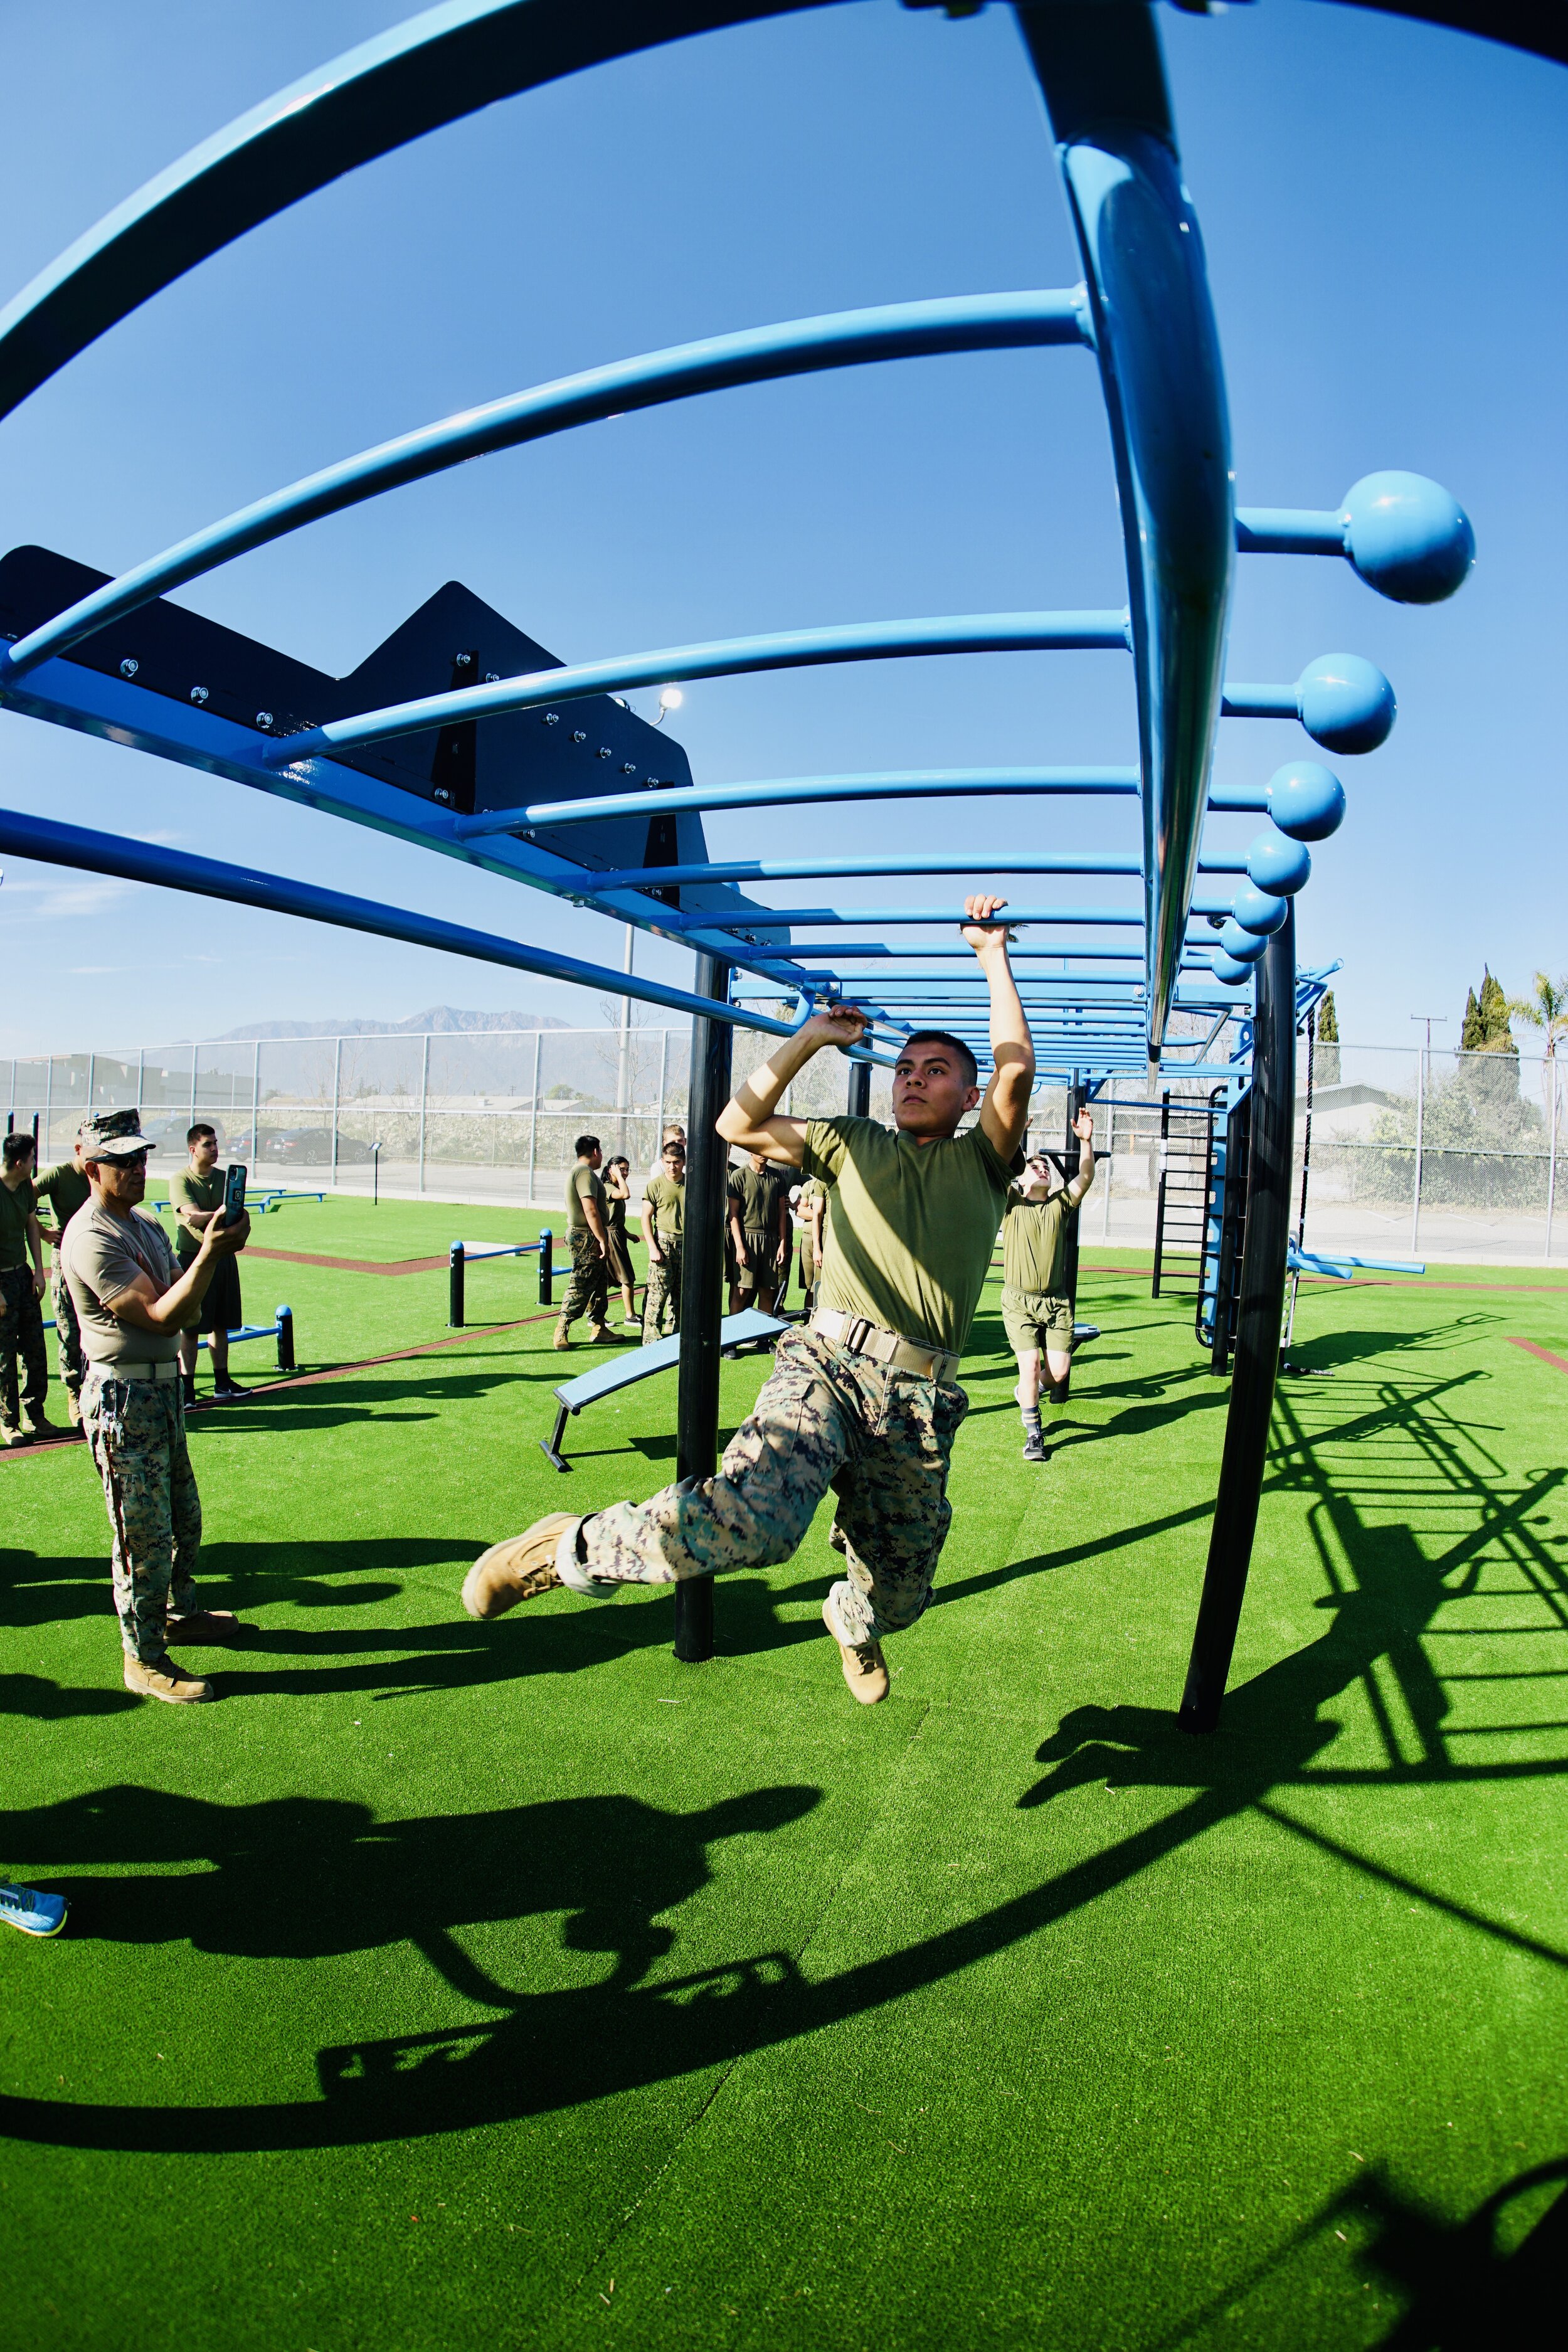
[810,1307,959,1387]
[88,1357,181,1383]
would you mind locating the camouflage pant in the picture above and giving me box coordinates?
[51,1258,84,1396]
[0,1265,48,1426]
[558,1230,608,1333]
[580,1325,968,1645]
[81,1367,203,1661]
[642,1241,682,1343]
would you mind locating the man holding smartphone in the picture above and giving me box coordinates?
[62,1110,250,1704]
[169,1123,246,1404]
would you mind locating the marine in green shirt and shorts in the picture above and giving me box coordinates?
[1003,1113,1095,1464]
[558,1136,613,1348]
[726,1152,792,1316]
[640,1143,686,1343]
[0,1131,49,1443]
[463,894,1035,1710]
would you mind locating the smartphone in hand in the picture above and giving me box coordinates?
[221,1162,248,1237]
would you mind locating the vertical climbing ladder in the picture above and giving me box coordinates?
[1151,1091,1222,1302]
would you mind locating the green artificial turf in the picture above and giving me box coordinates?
[2,1199,1566,2349]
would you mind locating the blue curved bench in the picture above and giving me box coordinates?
[542,1309,786,1472]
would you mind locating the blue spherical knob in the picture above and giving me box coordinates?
[1246,827,1311,894]
[1219,918,1269,963]
[1268,760,1345,842]
[1211,951,1254,987]
[1232,884,1288,936]
[1341,471,1475,605]
[1296,654,1395,753]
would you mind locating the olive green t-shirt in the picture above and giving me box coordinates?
[1002,1191,1072,1296]
[800,1115,1012,1356]
[167,1164,226,1263]
[0,1175,37,1271]
[645,1173,684,1241]
[565,1160,605,1232]
[35,1160,92,1242]
[729,1162,790,1240]
[61,1200,184,1367]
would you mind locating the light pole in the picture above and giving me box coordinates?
[1410,1015,1447,1253]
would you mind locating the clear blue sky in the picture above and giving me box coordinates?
[1,0,1563,1057]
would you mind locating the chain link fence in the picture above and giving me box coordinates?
[8,1030,1561,1261]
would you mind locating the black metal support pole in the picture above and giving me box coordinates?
[846,1058,871,1118]
[536,1227,553,1308]
[1056,1079,1086,1402]
[1178,908,1296,1732]
[275,1305,295,1373]
[674,953,733,1664]
[448,1241,464,1328]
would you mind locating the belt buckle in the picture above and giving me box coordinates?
[843,1316,872,1356]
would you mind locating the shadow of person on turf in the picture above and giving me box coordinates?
[6,1780,820,2008]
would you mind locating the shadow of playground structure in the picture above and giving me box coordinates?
[2,1358,1564,2212]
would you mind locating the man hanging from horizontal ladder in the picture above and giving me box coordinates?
[462,895,1033,1707]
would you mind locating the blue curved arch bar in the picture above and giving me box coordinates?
[0,805,909,1054]
[0,0,840,423]
[0,290,1091,680]
[267,612,1133,763]
[455,766,1141,837]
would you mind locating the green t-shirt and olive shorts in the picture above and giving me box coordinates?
[167,1165,244,1335]
[1000,1192,1074,1353]
[576,1113,1013,1658]
[727,1163,790,1290]
[640,1173,684,1342]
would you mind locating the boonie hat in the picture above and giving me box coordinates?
[78,1109,157,1161]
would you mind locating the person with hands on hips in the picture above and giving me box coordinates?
[464,894,1034,1710]
[61,1109,252,1705]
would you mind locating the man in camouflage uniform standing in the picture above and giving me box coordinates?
[0,1130,50,1445]
[61,1110,250,1703]
[640,1136,686,1343]
[34,1128,93,1428]
[555,1134,613,1350]
[464,894,1034,1708]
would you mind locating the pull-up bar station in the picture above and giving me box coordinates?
[0,0,1480,1725]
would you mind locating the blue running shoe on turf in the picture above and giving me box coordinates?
[0,1882,68,1937]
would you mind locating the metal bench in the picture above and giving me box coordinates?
[541,1308,786,1473]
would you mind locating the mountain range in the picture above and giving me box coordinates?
[212,1005,569,1041]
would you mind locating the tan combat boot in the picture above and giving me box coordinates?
[462,1514,576,1619]
[586,1323,615,1345]
[1,1417,32,1449]
[124,1651,214,1703]
[553,1322,572,1350]
[164,1609,243,1645]
[822,1594,889,1705]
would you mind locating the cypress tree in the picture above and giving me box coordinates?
[1314,989,1340,1085]
[1478,968,1518,1056]
[1460,983,1485,1052]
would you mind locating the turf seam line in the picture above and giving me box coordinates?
[557,1692,937,2316]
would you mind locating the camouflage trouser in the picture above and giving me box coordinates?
[0,1264,48,1426]
[642,1242,682,1343]
[558,1230,608,1334]
[81,1367,203,1661]
[580,1325,968,1645]
[51,1258,84,1397]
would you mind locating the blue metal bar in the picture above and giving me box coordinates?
[1221,685,1298,719]
[455,766,1142,837]
[0,805,898,1060]
[0,0,842,422]
[1022,6,1234,1056]
[647,900,1234,932]
[268,612,1133,763]
[1234,509,1345,556]
[573,850,1249,889]
[1,290,1090,679]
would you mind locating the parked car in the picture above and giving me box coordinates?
[258,1127,376,1167]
